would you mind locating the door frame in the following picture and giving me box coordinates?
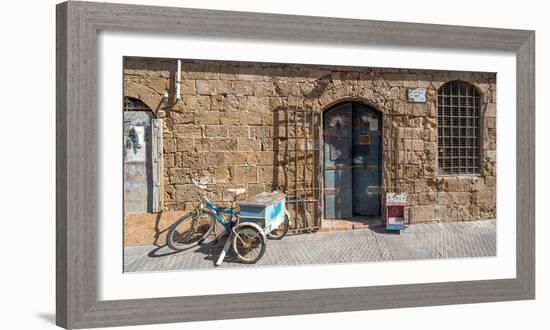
[123,98,162,214]
[320,98,384,221]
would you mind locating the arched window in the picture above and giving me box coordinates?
[124,96,152,111]
[437,81,481,175]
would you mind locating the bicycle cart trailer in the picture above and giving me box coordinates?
[166,179,290,266]
[215,191,287,266]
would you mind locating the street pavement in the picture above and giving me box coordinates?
[123,219,496,272]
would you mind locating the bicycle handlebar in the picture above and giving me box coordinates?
[191,178,222,196]
[192,178,245,205]
[191,178,208,190]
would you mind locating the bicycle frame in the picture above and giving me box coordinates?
[199,194,252,266]
[200,195,237,232]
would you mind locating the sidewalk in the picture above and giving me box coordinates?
[123,219,496,272]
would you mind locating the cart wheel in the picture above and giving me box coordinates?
[232,223,266,264]
[267,213,290,240]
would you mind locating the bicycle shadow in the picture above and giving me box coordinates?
[146,234,242,265]
[195,235,243,265]
[146,245,181,258]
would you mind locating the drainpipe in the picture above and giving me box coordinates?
[175,59,181,101]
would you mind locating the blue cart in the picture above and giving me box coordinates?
[214,191,289,266]
[239,192,286,235]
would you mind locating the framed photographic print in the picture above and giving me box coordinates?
[56,1,535,328]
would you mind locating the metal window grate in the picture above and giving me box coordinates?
[124,97,151,111]
[274,105,322,233]
[437,81,481,174]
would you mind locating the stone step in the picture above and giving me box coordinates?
[318,218,385,232]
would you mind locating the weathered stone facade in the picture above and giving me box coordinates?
[123,57,496,246]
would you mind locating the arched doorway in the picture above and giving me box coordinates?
[323,102,382,219]
[123,97,162,213]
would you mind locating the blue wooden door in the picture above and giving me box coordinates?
[323,103,381,219]
[352,104,381,216]
[323,103,353,219]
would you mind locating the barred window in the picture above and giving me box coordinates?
[437,81,481,175]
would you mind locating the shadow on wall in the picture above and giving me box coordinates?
[36,313,56,325]
[124,211,190,247]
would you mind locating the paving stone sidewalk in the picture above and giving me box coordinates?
[124,219,496,273]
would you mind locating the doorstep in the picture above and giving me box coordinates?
[319,216,385,232]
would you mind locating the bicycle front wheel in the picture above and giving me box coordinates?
[232,223,266,264]
[166,210,215,251]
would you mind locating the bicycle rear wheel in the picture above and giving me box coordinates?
[232,223,266,264]
[166,210,215,251]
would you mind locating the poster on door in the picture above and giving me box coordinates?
[125,125,146,162]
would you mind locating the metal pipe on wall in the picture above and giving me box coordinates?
[175,59,181,101]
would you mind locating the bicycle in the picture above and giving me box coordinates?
[166,179,289,264]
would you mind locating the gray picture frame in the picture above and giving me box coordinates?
[56,1,535,328]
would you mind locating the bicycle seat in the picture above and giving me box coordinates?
[226,188,246,196]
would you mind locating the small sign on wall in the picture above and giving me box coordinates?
[407,87,427,103]
[386,192,407,205]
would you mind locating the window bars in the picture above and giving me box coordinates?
[275,104,322,233]
[437,81,481,175]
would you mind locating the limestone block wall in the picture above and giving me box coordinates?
[123,57,496,228]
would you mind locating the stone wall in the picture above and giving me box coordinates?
[123,57,496,243]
